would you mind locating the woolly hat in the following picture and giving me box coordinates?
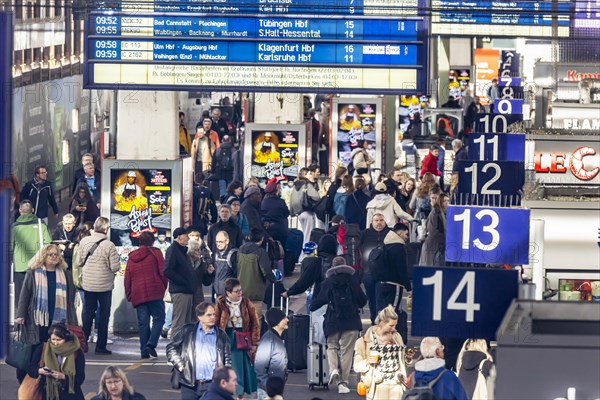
[265,307,286,328]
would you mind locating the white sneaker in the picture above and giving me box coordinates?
[328,368,339,386]
[338,383,350,394]
[91,334,113,344]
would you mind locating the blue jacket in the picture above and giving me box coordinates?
[413,358,468,400]
[261,194,290,244]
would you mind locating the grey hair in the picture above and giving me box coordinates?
[93,216,110,233]
[420,337,444,358]
[452,139,463,149]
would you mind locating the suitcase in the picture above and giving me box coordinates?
[284,228,303,276]
[309,228,326,246]
[284,313,310,371]
[307,311,329,390]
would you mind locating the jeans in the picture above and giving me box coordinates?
[362,272,377,324]
[218,179,230,198]
[164,302,173,329]
[136,300,165,354]
[82,290,112,349]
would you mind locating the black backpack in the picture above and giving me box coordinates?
[367,243,387,282]
[347,160,355,176]
[196,187,214,219]
[402,370,447,400]
[328,281,357,320]
[320,256,333,280]
[217,146,234,171]
[343,223,362,267]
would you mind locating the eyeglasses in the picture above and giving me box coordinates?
[231,289,243,294]
[216,240,226,244]
[47,253,59,257]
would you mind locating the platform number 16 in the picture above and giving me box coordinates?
[423,271,481,322]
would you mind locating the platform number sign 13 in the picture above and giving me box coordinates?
[412,266,519,340]
[445,205,530,265]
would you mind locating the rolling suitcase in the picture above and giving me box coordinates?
[285,312,310,371]
[284,228,303,276]
[307,314,329,390]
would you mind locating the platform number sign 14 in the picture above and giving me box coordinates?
[412,266,519,340]
[445,205,530,265]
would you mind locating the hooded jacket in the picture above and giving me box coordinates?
[21,178,59,219]
[420,152,442,177]
[237,241,276,301]
[76,232,121,292]
[254,329,288,390]
[380,231,412,290]
[166,322,231,388]
[309,264,367,337]
[11,214,52,273]
[413,358,468,400]
[125,246,167,307]
[457,351,493,399]
[240,196,264,233]
[366,193,413,228]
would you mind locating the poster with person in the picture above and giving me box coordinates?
[251,130,299,180]
[337,103,377,165]
[109,168,172,246]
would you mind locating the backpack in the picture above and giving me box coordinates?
[197,187,214,219]
[461,359,489,399]
[217,146,233,171]
[367,243,387,281]
[328,281,357,320]
[402,370,448,400]
[320,256,333,280]
[289,184,305,217]
[213,249,237,295]
[347,160,355,176]
[343,223,362,268]
[333,192,348,217]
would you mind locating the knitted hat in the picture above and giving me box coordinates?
[266,307,286,328]
[264,180,279,194]
[244,186,261,198]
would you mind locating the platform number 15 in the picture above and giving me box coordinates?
[423,271,481,322]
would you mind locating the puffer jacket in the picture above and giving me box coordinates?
[366,193,413,228]
[166,323,231,388]
[125,246,167,307]
[413,358,468,400]
[76,232,120,292]
[11,213,52,273]
[237,242,276,302]
[254,329,288,390]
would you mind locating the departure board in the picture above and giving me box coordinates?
[84,0,428,93]
[432,0,572,37]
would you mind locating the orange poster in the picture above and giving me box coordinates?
[474,48,500,104]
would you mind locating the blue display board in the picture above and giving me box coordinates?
[494,99,524,115]
[412,266,519,339]
[456,160,525,197]
[85,1,429,92]
[468,133,526,161]
[475,113,523,133]
[445,205,530,265]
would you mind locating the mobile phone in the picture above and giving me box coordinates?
[42,367,52,373]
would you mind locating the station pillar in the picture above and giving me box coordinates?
[115,90,179,160]
[252,92,304,124]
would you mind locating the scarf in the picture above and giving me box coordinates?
[43,338,80,399]
[33,267,68,327]
[226,297,242,327]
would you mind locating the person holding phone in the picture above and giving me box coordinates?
[27,323,86,400]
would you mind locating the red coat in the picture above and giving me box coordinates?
[420,153,442,177]
[125,246,168,307]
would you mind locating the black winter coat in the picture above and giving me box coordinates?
[211,141,235,181]
[457,351,493,399]
[358,226,391,272]
[202,384,236,400]
[72,168,101,196]
[166,323,232,388]
[21,179,59,219]
[287,256,323,298]
[379,231,412,291]
[325,178,342,220]
[52,223,79,270]
[344,190,370,230]
[28,345,86,400]
[207,219,243,252]
[240,198,263,233]
[164,242,196,294]
[309,265,367,337]
[261,194,290,245]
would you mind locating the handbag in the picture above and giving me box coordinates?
[17,342,45,400]
[235,331,253,351]
[6,325,33,370]
[68,325,86,350]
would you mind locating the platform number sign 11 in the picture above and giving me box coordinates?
[412,266,519,340]
[445,205,530,265]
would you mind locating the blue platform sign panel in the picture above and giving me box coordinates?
[412,266,519,340]
[499,51,520,77]
[475,113,523,133]
[468,133,526,161]
[456,161,525,197]
[445,205,530,265]
[494,99,524,115]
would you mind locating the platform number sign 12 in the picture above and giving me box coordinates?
[412,266,519,340]
[445,205,530,265]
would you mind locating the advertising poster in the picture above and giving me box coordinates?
[109,168,172,246]
[474,48,500,104]
[251,130,299,180]
[337,103,377,165]
[449,68,471,99]
[398,95,429,134]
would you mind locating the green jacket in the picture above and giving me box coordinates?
[11,214,52,273]
[236,242,276,302]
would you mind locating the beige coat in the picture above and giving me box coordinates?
[76,232,120,292]
[353,326,407,400]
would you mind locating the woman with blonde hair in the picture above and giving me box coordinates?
[456,339,494,400]
[353,305,409,400]
[16,244,79,380]
[92,366,146,400]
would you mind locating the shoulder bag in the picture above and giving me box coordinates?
[230,314,253,351]
[17,343,45,400]
[6,325,33,370]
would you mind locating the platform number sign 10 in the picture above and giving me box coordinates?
[445,205,530,265]
[412,266,519,340]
